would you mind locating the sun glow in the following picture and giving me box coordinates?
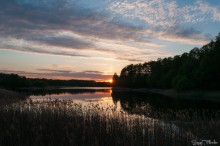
[106,79,113,83]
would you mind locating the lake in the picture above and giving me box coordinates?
[22,87,220,110]
[19,87,220,144]
[25,87,119,110]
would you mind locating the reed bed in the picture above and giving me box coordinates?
[0,100,218,146]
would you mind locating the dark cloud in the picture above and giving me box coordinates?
[0,0,211,62]
[0,0,144,41]
[1,2,150,36]
[83,71,104,74]
[34,36,94,49]
[37,69,108,79]
[37,69,104,75]
[116,57,143,62]
[0,70,35,75]
[0,0,157,60]
[173,27,212,40]
[1,44,88,57]
[37,69,72,74]
[175,28,200,37]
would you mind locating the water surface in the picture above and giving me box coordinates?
[20,87,220,143]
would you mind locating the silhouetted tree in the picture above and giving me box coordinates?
[112,73,119,87]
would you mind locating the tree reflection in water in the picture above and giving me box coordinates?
[111,90,220,141]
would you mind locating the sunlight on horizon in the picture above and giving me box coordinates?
[105,79,113,83]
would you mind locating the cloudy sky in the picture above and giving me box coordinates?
[0,0,220,81]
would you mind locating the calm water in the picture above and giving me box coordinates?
[20,87,220,144]
[23,87,220,110]
[27,87,118,110]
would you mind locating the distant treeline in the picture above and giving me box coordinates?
[0,73,111,89]
[113,33,220,91]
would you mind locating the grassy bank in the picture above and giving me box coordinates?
[0,89,24,98]
[0,89,26,105]
[0,100,200,146]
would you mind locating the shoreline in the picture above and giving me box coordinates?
[0,88,26,105]
[0,88,25,99]
[1,87,220,102]
[112,87,220,102]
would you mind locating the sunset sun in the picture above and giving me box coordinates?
[106,79,113,83]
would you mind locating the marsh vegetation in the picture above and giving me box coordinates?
[0,88,220,146]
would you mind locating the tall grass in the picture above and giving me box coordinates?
[0,100,218,146]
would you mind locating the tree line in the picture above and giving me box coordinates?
[113,33,220,91]
[0,73,111,89]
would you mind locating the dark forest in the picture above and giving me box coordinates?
[113,33,220,91]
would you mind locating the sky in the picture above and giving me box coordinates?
[0,0,220,81]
